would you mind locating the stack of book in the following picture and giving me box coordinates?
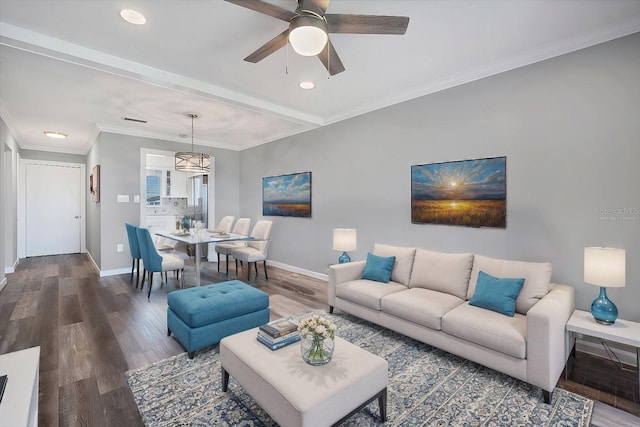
[257,319,300,350]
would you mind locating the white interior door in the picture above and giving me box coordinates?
[25,162,82,256]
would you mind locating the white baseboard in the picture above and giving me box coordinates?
[4,258,19,274]
[0,277,6,293]
[576,338,637,367]
[267,260,328,281]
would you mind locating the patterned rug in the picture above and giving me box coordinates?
[125,311,593,426]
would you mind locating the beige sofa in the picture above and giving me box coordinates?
[328,244,575,404]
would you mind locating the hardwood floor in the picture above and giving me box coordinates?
[0,253,638,426]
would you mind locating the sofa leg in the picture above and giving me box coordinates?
[188,351,195,359]
[542,389,553,404]
[329,306,334,314]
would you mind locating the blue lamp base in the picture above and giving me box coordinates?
[591,287,618,325]
[338,252,351,264]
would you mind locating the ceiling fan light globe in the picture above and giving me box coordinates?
[289,16,328,56]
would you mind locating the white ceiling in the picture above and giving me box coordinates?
[1,0,639,154]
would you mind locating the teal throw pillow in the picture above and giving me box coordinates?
[361,253,396,283]
[469,271,525,317]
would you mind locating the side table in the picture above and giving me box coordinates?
[0,346,40,427]
[565,309,639,389]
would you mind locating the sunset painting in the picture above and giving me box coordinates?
[263,172,312,218]
[411,157,506,228]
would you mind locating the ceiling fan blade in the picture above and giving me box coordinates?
[326,14,410,34]
[300,0,331,14]
[225,0,296,22]
[317,39,345,76]
[244,30,289,63]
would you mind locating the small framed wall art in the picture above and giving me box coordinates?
[90,164,100,202]
[411,156,506,228]
[262,171,311,218]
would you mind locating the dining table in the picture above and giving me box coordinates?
[155,230,254,287]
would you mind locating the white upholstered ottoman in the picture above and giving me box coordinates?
[220,328,388,427]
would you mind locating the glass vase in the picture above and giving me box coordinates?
[300,334,334,365]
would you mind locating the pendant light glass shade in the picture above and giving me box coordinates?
[175,113,210,173]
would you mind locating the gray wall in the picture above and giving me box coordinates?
[240,33,640,322]
[86,134,101,267]
[95,132,240,271]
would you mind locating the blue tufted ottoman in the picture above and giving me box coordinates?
[167,280,270,358]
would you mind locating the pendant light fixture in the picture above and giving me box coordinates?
[175,113,211,173]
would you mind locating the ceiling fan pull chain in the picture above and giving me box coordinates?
[285,34,289,75]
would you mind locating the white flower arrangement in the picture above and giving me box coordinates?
[298,314,336,340]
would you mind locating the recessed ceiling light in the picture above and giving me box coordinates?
[299,81,315,90]
[120,9,146,25]
[43,131,68,139]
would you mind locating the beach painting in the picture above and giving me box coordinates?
[411,157,506,228]
[263,172,312,218]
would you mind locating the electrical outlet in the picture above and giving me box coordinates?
[117,244,124,252]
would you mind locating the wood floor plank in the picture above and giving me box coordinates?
[58,322,92,386]
[59,377,104,427]
[39,369,60,427]
[59,294,83,326]
[9,290,40,320]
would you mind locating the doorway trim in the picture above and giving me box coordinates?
[139,149,215,259]
[18,159,86,258]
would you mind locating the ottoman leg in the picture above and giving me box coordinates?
[188,351,195,359]
[379,388,387,422]
[222,367,230,392]
[167,328,171,337]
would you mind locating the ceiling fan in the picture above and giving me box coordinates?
[225,0,410,75]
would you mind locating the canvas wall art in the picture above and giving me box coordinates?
[411,157,506,228]
[262,171,312,218]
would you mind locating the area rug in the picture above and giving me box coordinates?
[125,311,593,426]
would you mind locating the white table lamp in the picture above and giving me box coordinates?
[333,229,356,264]
[584,247,625,325]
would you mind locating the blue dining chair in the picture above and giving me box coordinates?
[125,223,142,288]
[136,227,185,299]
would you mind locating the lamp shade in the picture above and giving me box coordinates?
[584,247,625,288]
[289,15,328,56]
[333,229,357,252]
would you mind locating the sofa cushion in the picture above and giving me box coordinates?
[442,303,527,359]
[408,249,474,299]
[469,271,525,317]
[381,288,465,330]
[467,255,552,315]
[361,253,396,283]
[335,279,407,311]
[373,244,416,286]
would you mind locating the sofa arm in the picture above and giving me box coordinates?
[328,261,366,307]
[526,283,575,394]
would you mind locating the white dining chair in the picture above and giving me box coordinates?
[233,220,273,281]
[215,218,251,275]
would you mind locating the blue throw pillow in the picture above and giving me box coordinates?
[469,271,525,317]
[361,253,396,283]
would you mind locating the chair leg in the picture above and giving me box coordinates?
[225,255,229,275]
[254,262,258,276]
[148,272,154,300]
[235,259,238,276]
[131,259,135,281]
[247,262,251,281]
[181,268,185,289]
[139,269,146,290]
[217,252,220,272]
[135,259,141,288]
[263,261,268,280]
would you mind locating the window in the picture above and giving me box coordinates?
[146,169,161,206]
